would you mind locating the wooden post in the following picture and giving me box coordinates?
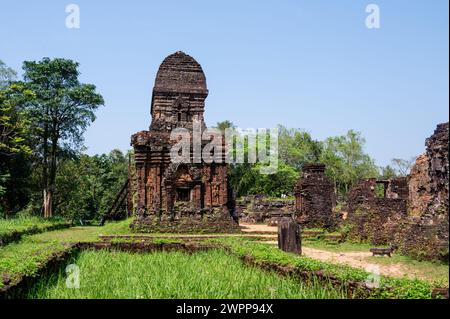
[278,217,301,255]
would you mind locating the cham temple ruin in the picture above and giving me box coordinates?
[128,51,239,233]
[103,51,448,261]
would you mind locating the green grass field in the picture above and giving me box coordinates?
[0,217,70,245]
[303,238,377,252]
[0,219,445,299]
[27,249,347,299]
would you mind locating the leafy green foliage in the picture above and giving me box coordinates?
[0,59,17,88]
[214,120,235,133]
[228,122,380,198]
[379,165,397,179]
[238,161,299,197]
[0,74,34,215]
[278,125,322,170]
[53,149,129,221]
[319,130,379,198]
[0,83,33,156]
[21,57,104,218]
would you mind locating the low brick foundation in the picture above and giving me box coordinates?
[130,209,241,234]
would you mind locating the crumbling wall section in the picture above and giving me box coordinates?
[294,164,337,229]
[408,154,432,215]
[345,178,408,244]
[401,122,449,260]
[346,198,407,245]
[236,195,294,224]
[425,122,449,216]
[345,123,449,261]
[386,177,409,199]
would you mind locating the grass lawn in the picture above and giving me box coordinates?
[0,217,71,245]
[1,219,444,299]
[27,249,346,299]
[366,255,449,286]
[303,238,375,252]
[28,219,132,243]
[0,219,131,287]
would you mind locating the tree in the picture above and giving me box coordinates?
[277,125,322,170]
[320,130,378,197]
[53,150,128,221]
[250,161,299,197]
[0,82,34,216]
[391,157,415,176]
[215,120,235,133]
[0,60,17,88]
[0,83,33,157]
[22,58,104,218]
[379,165,397,180]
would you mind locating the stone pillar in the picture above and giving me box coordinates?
[135,163,146,215]
[192,184,202,211]
[277,217,301,255]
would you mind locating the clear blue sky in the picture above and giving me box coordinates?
[1,0,448,166]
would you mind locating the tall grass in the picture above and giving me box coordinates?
[27,249,347,299]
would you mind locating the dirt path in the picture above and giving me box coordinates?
[302,247,409,279]
[261,240,438,282]
[242,224,419,281]
[240,223,277,233]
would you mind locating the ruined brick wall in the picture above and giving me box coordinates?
[386,177,409,199]
[251,196,294,214]
[294,164,337,229]
[346,178,377,209]
[408,154,432,215]
[425,122,449,216]
[401,122,449,260]
[346,197,407,245]
[236,195,294,224]
[345,178,408,244]
[345,123,449,261]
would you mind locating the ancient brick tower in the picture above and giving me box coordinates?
[294,164,336,229]
[129,51,239,233]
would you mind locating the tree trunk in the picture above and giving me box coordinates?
[44,120,59,219]
[43,188,52,218]
[42,120,49,218]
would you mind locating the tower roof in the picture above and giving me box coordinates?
[153,51,208,95]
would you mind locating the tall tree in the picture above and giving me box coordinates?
[277,125,322,170]
[320,130,378,197]
[22,58,104,218]
[0,59,17,88]
[391,157,415,176]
